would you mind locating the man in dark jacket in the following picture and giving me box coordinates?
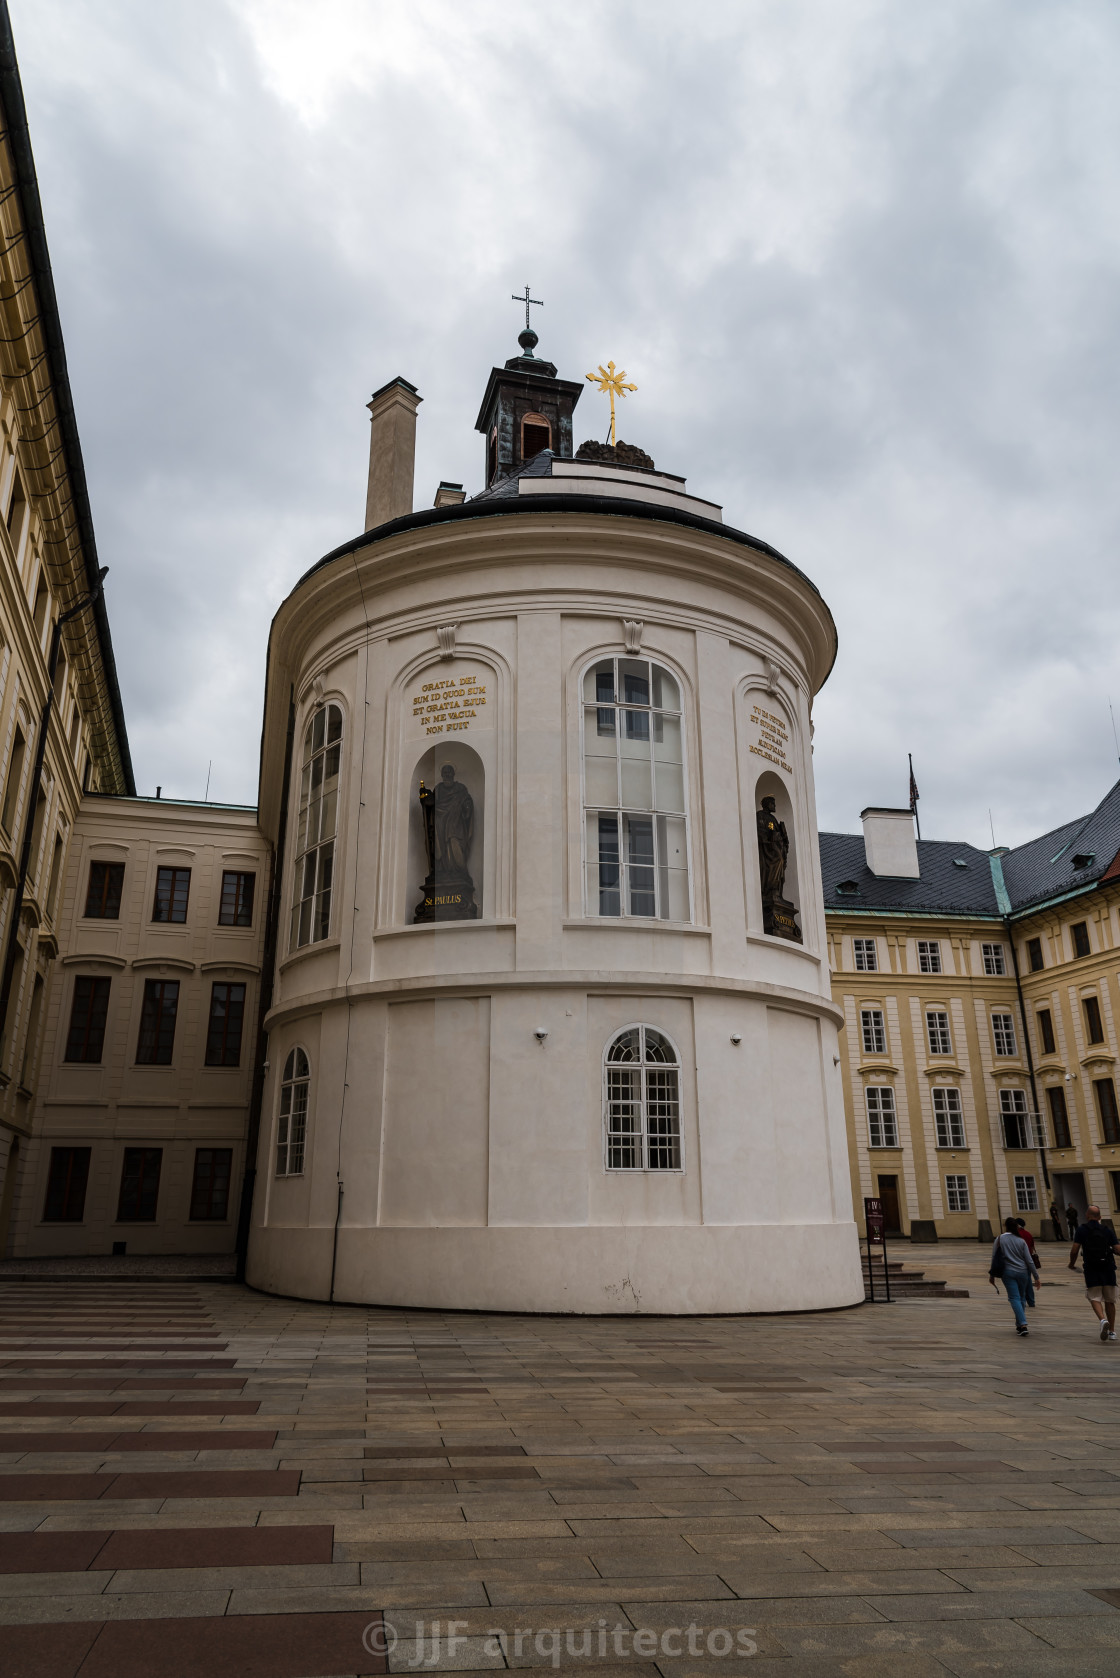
[1069,1206,1120,1342]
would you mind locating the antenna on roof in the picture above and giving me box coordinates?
[204,760,212,802]
[1109,697,1120,773]
[989,809,997,848]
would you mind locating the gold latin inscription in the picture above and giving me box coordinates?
[749,704,792,774]
[412,673,487,735]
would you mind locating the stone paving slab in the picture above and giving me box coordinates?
[1,1259,1120,1673]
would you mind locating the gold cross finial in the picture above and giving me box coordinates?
[586,360,637,448]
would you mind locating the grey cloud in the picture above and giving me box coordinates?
[11,0,1120,842]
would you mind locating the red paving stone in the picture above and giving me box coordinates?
[0,1377,246,1390]
[0,1530,112,1572]
[94,1523,334,1569]
[14,1611,389,1678]
[0,1468,301,1500]
[0,1430,276,1452]
[0,1401,260,1415]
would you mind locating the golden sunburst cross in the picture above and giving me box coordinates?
[586,360,637,448]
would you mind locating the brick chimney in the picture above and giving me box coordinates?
[365,377,422,530]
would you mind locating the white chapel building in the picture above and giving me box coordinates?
[242,326,863,1312]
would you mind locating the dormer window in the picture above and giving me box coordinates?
[836,880,860,896]
[521,412,551,460]
[1071,853,1095,871]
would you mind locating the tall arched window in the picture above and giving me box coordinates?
[583,657,688,920]
[276,1048,310,1176]
[291,704,342,948]
[604,1025,682,1171]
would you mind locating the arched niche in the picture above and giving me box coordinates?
[754,767,802,943]
[407,742,485,922]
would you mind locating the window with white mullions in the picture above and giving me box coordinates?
[945,1174,970,1212]
[932,1086,966,1148]
[1014,1174,1039,1212]
[604,1026,682,1171]
[860,1008,886,1054]
[1000,1087,1034,1149]
[276,1048,310,1176]
[866,1085,898,1147]
[583,658,689,921]
[291,704,342,949]
[926,1010,952,1055]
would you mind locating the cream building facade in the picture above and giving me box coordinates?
[0,35,132,1248]
[824,787,1120,1243]
[9,795,267,1256]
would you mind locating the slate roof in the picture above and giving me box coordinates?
[821,778,1120,921]
[819,833,1002,918]
[471,450,557,501]
[999,778,1120,913]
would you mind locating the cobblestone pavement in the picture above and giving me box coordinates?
[2,1242,1119,1677]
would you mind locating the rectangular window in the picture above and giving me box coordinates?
[116,1147,162,1222]
[1072,920,1091,958]
[1047,1084,1072,1149]
[1038,1008,1056,1056]
[982,941,1006,976]
[992,1013,1017,1057]
[1084,995,1105,1045]
[587,810,688,922]
[1027,937,1044,972]
[152,866,191,923]
[1000,1087,1032,1149]
[136,980,179,1065]
[932,1086,966,1148]
[204,982,246,1067]
[64,976,111,1064]
[917,939,942,974]
[1014,1174,1039,1213]
[853,938,877,972]
[866,1085,898,1148]
[1095,1078,1120,1146]
[1111,1170,1120,1214]
[189,1148,233,1221]
[218,870,255,927]
[84,861,124,919]
[926,1010,952,1055]
[42,1147,91,1222]
[860,1008,885,1055]
[277,1080,309,1176]
[945,1174,970,1213]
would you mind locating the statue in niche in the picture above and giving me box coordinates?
[757,796,802,943]
[413,762,479,922]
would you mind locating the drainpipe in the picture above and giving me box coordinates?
[0,570,107,1057]
[234,686,297,1283]
[989,849,1050,1210]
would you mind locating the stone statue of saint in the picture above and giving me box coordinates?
[414,763,479,922]
[757,796,788,900]
[757,795,802,943]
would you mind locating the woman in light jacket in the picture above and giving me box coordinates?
[989,1216,1040,1337]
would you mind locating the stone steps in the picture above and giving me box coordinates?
[862,1256,970,1300]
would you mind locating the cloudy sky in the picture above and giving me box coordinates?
[13,0,1120,846]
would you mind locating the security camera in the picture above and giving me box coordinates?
[730,1033,742,1045]
[534,1027,549,1041]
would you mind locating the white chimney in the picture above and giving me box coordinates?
[365,376,422,530]
[861,806,919,878]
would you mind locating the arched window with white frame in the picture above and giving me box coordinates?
[582,656,689,920]
[290,703,342,948]
[604,1025,682,1171]
[275,1048,310,1176]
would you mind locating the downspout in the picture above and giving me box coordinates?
[990,849,1050,1200]
[234,687,296,1283]
[0,572,107,1057]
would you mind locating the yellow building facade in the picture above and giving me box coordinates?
[0,50,132,1246]
[825,793,1120,1243]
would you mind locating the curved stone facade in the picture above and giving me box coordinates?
[246,497,863,1312]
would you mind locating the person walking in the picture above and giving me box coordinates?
[1069,1205,1120,1342]
[1016,1218,1041,1297]
[989,1217,1040,1336]
[1049,1202,1064,1242]
[1067,1204,1080,1238]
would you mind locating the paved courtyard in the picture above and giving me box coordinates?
[2,1241,1120,1677]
